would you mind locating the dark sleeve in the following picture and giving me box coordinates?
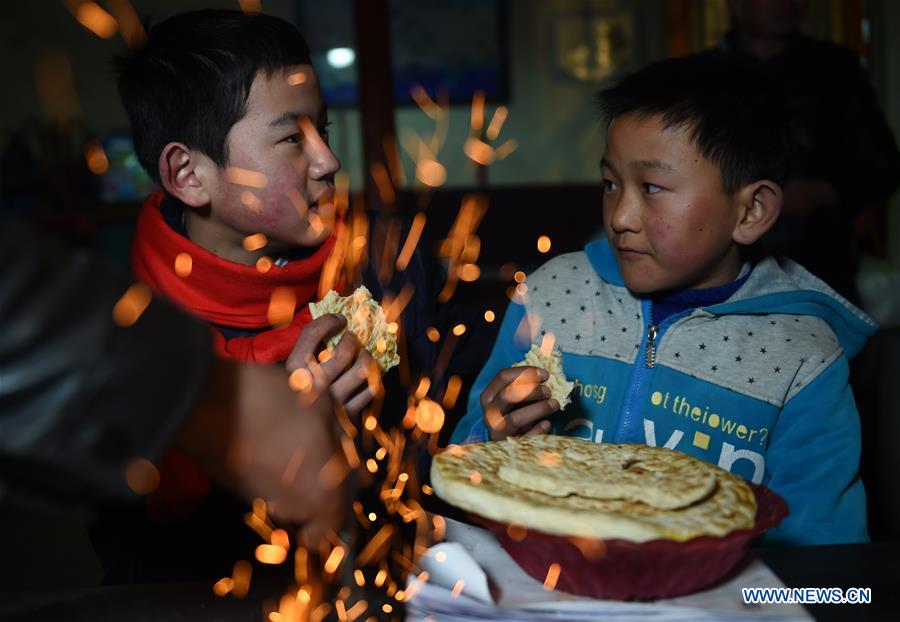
[835,52,900,210]
[0,219,213,514]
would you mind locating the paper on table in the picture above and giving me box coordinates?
[407,517,812,622]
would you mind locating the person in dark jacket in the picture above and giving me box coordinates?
[0,218,346,568]
[703,0,900,303]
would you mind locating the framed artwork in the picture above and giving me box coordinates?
[297,0,509,106]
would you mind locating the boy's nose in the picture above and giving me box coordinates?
[607,189,641,233]
[309,142,340,181]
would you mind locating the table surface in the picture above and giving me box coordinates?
[1,540,897,621]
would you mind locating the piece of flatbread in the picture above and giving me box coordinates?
[431,435,756,542]
[309,286,400,373]
[498,434,717,510]
[513,344,574,410]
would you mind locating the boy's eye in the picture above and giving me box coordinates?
[642,183,663,194]
[284,133,303,145]
[602,179,618,192]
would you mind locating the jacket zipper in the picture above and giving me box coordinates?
[645,324,658,368]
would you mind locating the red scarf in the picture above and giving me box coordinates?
[131,191,336,364]
[131,191,337,522]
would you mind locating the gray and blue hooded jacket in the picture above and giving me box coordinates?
[451,238,878,546]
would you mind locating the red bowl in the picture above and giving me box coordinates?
[472,482,788,601]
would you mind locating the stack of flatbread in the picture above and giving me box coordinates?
[431,435,757,542]
[310,286,400,373]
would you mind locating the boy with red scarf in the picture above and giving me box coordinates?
[92,9,383,582]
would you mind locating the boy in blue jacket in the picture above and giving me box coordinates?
[450,54,877,546]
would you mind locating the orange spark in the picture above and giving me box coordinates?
[442,375,463,409]
[238,0,262,15]
[416,158,447,187]
[294,548,308,584]
[319,452,350,490]
[485,105,509,141]
[370,161,396,206]
[426,327,440,342]
[415,399,445,434]
[240,191,262,211]
[213,577,234,596]
[470,90,485,133]
[514,270,526,283]
[288,368,313,393]
[469,471,482,485]
[339,435,361,469]
[544,563,561,590]
[354,569,365,587]
[356,524,396,566]
[84,139,108,174]
[452,323,466,336]
[495,139,518,160]
[395,212,426,271]
[537,235,552,253]
[383,283,415,323]
[106,0,145,48]
[174,252,192,277]
[540,332,556,354]
[112,282,151,327]
[243,233,268,252]
[507,523,528,542]
[35,52,81,125]
[537,451,563,468]
[72,1,118,39]
[267,287,296,327]
[410,84,440,120]
[226,167,268,189]
[232,560,252,598]
[415,378,431,400]
[451,580,465,597]
[125,457,159,495]
[464,137,494,166]
[256,544,288,565]
[484,309,495,323]
[324,545,345,574]
[256,257,273,273]
[287,71,307,85]
[458,263,481,282]
[271,529,290,549]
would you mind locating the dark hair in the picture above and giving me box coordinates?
[116,10,312,183]
[596,53,789,194]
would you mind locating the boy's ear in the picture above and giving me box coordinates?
[158,142,212,208]
[732,179,783,245]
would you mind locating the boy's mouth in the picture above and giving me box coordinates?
[309,189,334,214]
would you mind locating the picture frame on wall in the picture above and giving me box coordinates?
[297,0,509,106]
